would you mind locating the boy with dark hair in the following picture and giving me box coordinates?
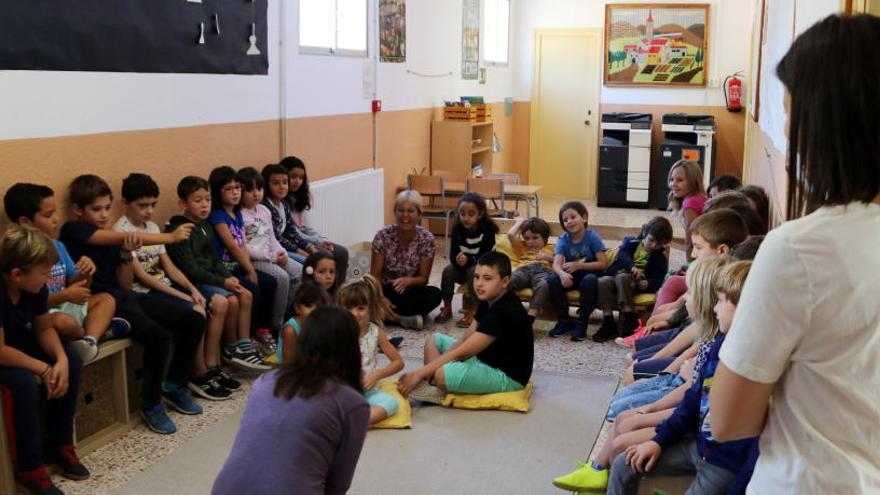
[60,174,204,435]
[4,182,123,364]
[399,251,534,402]
[0,225,89,494]
[113,173,235,401]
[507,216,555,317]
[166,176,268,372]
[707,174,743,198]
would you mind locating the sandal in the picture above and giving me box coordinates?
[434,305,453,323]
[456,307,477,328]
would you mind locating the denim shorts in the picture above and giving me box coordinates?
[435,333,523,394]
[607,372,685,420]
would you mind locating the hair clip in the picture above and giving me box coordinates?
[305,266,314,275]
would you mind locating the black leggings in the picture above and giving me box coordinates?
[117,291,206,406]
[382,283,442,319]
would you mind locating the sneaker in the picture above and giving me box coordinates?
[617,321,648,348]
[223,343,271,371]
[407,380,445,405]
[210,366,242,391]
[101,317,131,341]
[253,328,277,358]
[189,375,232,401]
[69,337,98,364]
[591,318,619,343]
[140,403,177,434]
[548,320,573,338]
[162,383,204,415]
[399,314,424,330]
[620,312,639,337]
[571,320,588,342]
[16,466,63,495]
[52,445,90,481]
[388,336,404,349]
[456,307,477,328]
[434,305,453,323]
[551,462,609,492]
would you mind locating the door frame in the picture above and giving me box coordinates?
[529,28,604,199]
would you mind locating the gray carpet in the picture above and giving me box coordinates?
[114,366,617,495]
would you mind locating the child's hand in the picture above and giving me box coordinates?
[308,245,320,254]
[397,372,423,397]
[537,252,553,262]
[631,266,643,278]
[223,277,243,294]
[63,279,91,305]
[46,360,70,399]
[122,233,142,252]
[625,441,662,473]
[559,271,574,288]
[170,223,195,242]
[382,297,399,321]
[455,252,468,267]
[275,251,288,267]
[246,269,258,285]
[190,289,207,308]
[679,358,696,381]
[638,280,649,290]
[562,261,580,274]
[75,256,96,277]
[363,373,379,391]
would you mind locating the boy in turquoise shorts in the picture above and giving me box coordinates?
[399,251,534,401]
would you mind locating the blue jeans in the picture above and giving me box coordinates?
[607,372,684,420]
[635,326,684,352]
[547,270,600,322]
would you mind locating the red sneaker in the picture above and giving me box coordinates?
[53,444,90,481]
[16,466,63,494]
[615,320,647,348]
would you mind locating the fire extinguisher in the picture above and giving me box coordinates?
[723,72,743,112]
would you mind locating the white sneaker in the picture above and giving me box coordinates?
[408,380,445,405]
[400,314,424,330]
[70,337,99,364]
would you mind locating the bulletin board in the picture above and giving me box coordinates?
[0,0,268,75]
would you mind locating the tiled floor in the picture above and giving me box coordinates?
[51,202,680,495]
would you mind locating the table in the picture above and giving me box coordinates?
[444,182,544,217]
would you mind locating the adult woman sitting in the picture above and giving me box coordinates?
[371,190,442,329]
[213,306,369,495]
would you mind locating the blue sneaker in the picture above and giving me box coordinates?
[571,321,588,341]
[102,317,131,341]
[141,403,176,434]
[549,320,573,338]
[162,383,203,415]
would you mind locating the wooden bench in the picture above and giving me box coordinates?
[0,338,145,493]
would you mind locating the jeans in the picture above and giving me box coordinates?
[597,272,637,310]
[547,270,600,322]
[509,263,552,309]
[253,260,302,329]
[607,372,685,420]
[608,438,736,495]
[635,326,685,352]
[232,266,278,331]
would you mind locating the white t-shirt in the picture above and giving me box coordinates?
[720,202,880,494]
[112,216,171,293]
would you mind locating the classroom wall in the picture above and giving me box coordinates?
[0,1,519,228]
[510,0,753,183]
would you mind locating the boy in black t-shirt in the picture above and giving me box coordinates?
[0,225,89,493]
[59,174,204,435]
[399,251,534,402]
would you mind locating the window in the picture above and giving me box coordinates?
[299,0,367,56]
[483,0,510,66]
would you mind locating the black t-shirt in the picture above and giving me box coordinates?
[60,220,124,301]
[0,279,49,355]
[475,291,535,386]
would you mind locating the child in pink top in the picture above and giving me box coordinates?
[667,160,707,261]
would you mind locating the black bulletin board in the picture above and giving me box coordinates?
[0,0,268,74]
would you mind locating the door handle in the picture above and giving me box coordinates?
[584,120,591,126]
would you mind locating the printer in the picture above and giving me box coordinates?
[598,112,652,208]
[654,113,716,209]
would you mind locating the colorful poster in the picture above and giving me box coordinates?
[379,0,406,63]
[461,0,480,79]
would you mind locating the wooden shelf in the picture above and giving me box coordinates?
[471,146,492,154]
[431,120,494,180]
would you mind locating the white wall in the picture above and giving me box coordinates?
[0,1,518,141]
[512,0,753,107]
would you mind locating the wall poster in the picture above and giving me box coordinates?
[379,0,406,63]
[461,0,480,79]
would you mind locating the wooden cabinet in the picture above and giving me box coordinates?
[431,120,494,180]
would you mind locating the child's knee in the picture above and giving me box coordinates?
[211,294,229,314]
[432,367,447,391]
[239,289,253,304]
[90,292,115,309]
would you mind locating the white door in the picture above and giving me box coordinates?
[529,29,602,199]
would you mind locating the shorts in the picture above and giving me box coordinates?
[434,333,523,394]
[365,387,399,416]
[49,302,88,326]
[195,283,233,304]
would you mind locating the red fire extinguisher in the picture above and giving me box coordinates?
[723,72,743,112]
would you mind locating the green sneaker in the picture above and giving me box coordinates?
[551,462,609,492]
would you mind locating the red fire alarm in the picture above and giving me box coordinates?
[371,99,382,113]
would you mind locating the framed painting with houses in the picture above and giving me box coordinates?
[604,4,710,87]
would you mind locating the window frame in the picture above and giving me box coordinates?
[298,0,368,58]
[482,0,510,67]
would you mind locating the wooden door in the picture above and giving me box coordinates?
[530,29,602,199]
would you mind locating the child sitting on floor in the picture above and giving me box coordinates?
[302,251,338,295]
[594,216,673,342]
[398,251,534,402]
[607,261,757,495]
[0,225,90,494]
[338,275,404,425]
[277,280,330,365]
[507,216,554,317]
[436,192,498,327]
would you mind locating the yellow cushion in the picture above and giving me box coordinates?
[371,380,412,429]
[263,353,279,366]
[439,380,533,413]
[634,293,657,306]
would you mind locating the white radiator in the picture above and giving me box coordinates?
[303,168,385,248]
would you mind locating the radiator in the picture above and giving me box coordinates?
[303,168,385,249]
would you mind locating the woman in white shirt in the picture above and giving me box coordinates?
[710,14,880,494]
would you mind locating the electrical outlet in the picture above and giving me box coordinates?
[708,78,719,88]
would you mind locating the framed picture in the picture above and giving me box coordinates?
[604,4,710,87]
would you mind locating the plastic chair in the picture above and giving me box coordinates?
[407,174,456,244]
[465,178,510,219]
